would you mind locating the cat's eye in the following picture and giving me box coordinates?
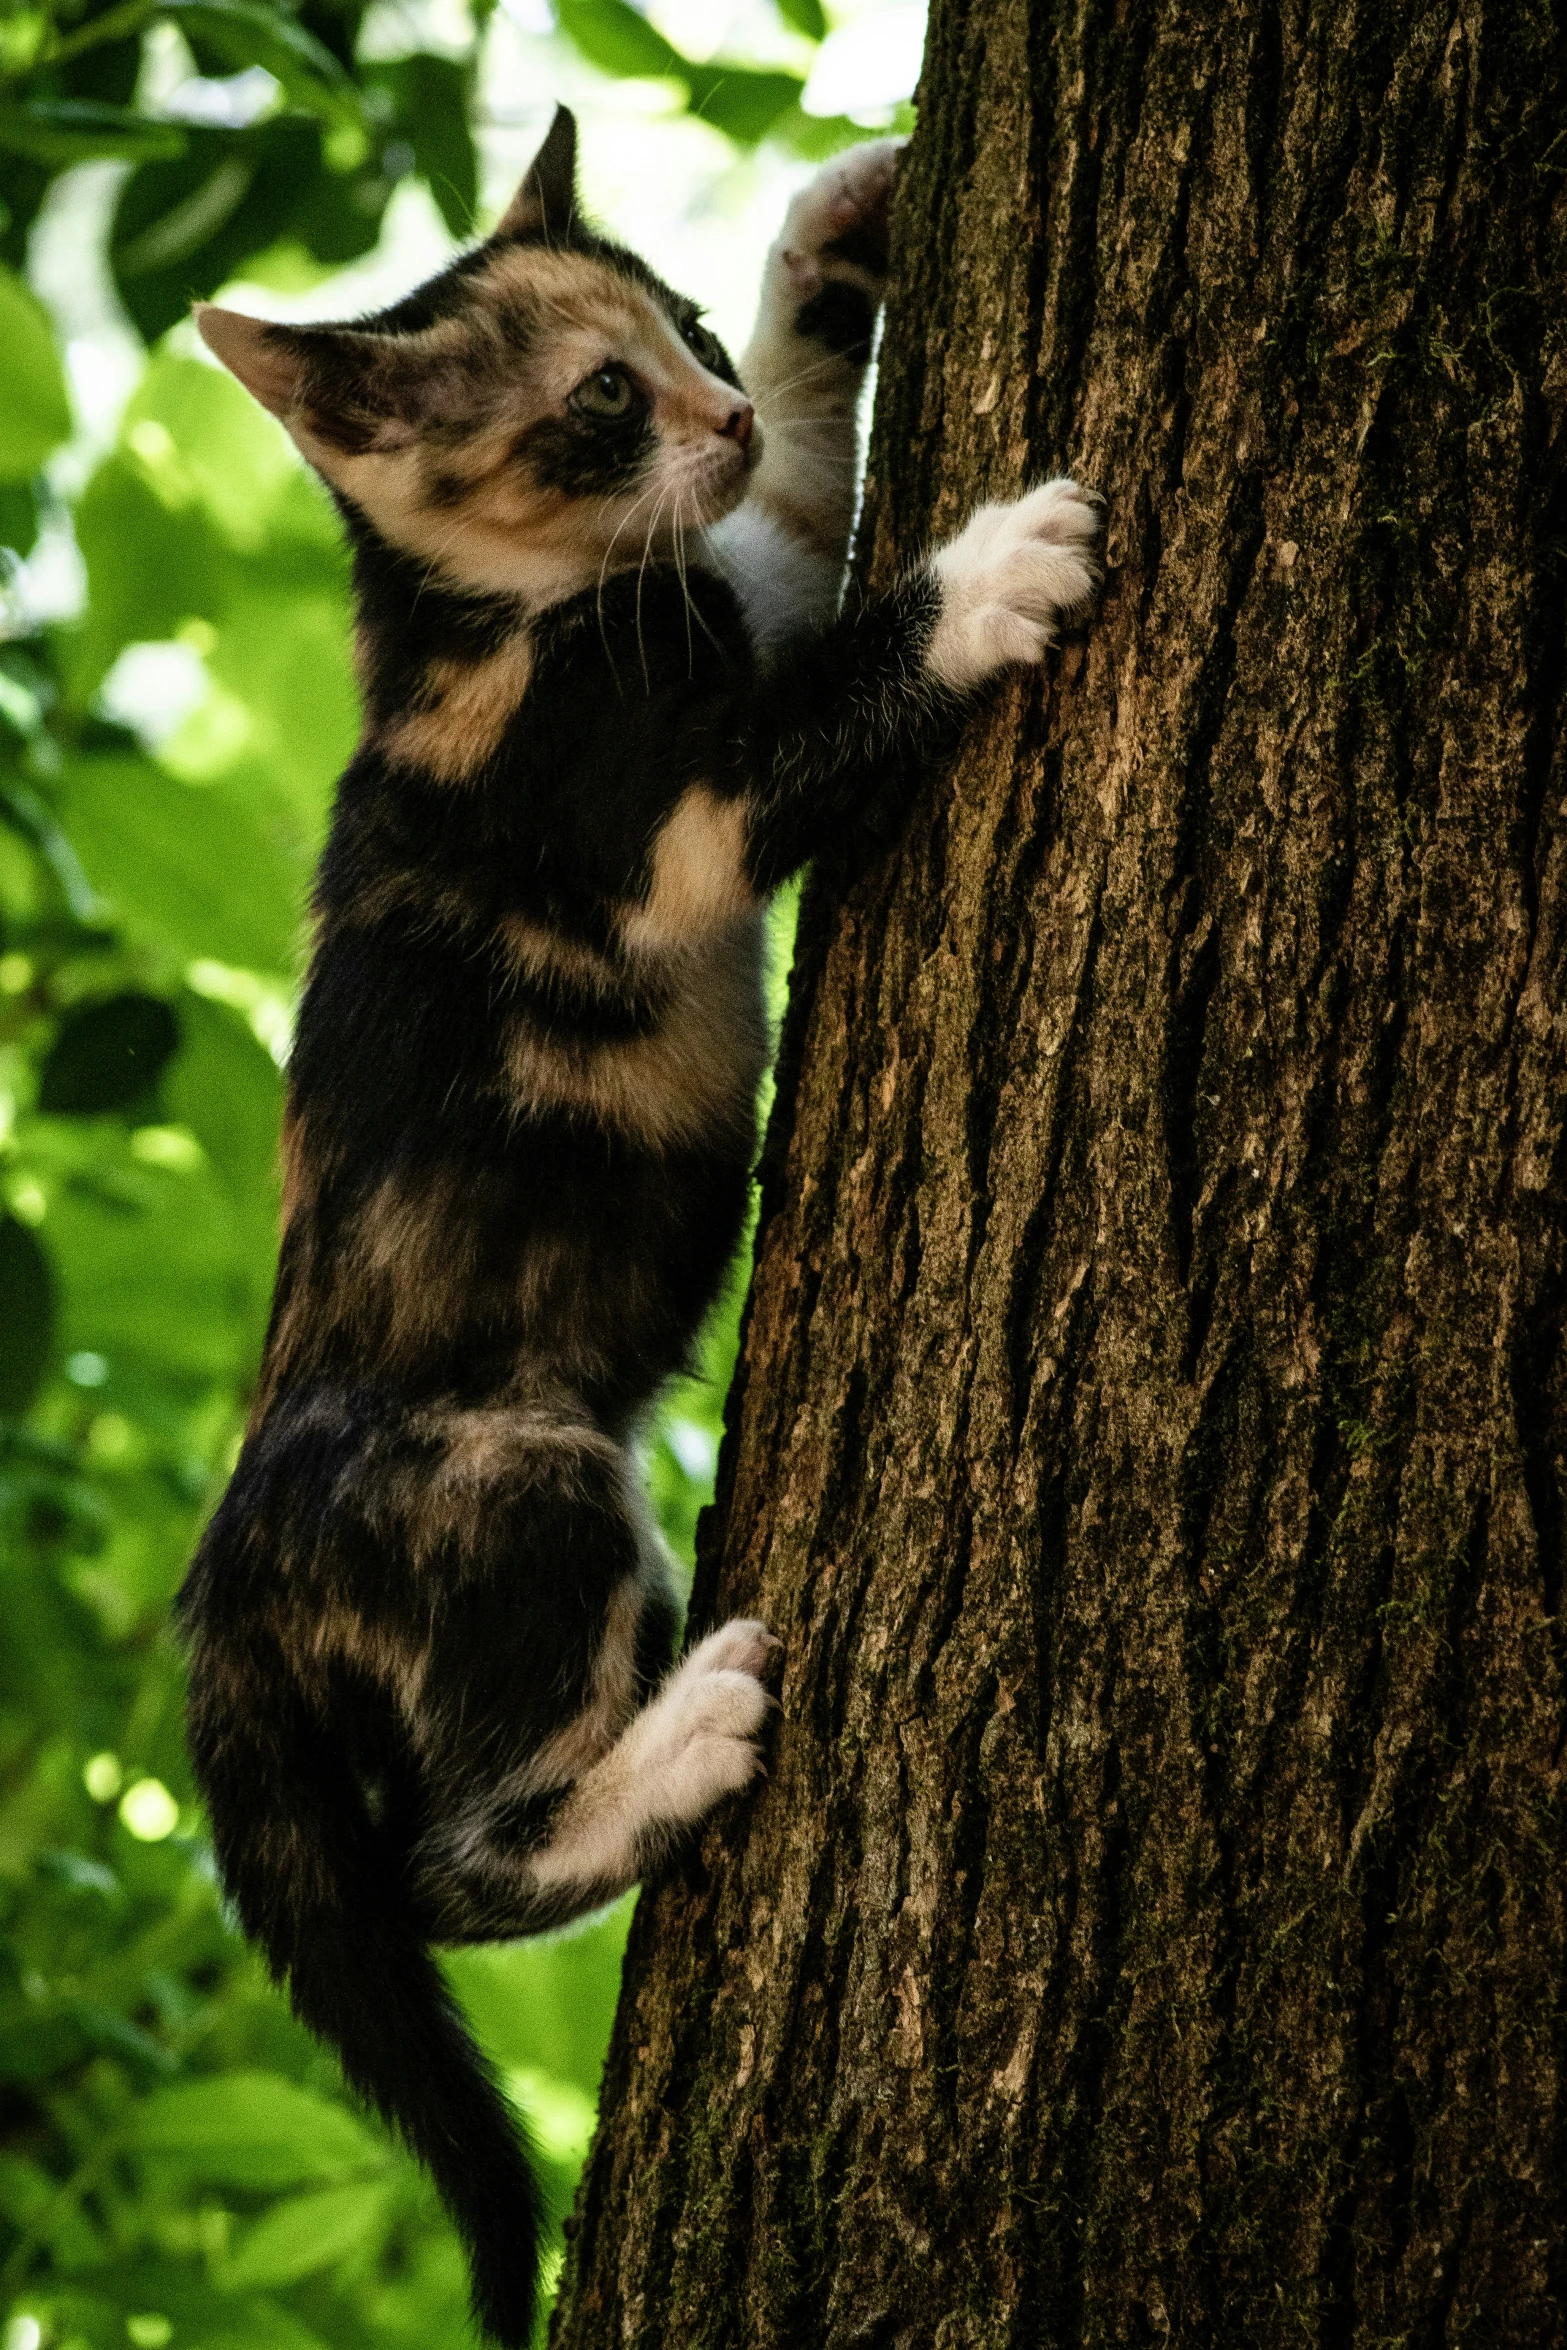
[681,319,723,372]
[570,366,643,422]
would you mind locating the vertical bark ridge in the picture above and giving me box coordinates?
[553,1,1567,2342]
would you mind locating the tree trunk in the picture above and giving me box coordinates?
[552,2,1567,2341]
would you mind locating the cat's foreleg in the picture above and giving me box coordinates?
[707,140,899,651]
[739,477,1105,889]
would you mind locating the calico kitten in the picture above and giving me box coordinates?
[178,109,1102,2349]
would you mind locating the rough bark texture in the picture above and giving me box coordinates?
[553,3,1567,2342]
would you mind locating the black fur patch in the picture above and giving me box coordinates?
[361,242,497,335]
[795,280,876,362]
[822,222,888,275]
[335,507,516,724]
[514,409,656,499]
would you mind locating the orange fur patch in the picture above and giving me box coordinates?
[382,636,535,783]
[622,785,754,949]
[505,917,767,1150]
[496,912,628,999]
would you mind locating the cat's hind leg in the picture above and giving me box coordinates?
[389,1402,777,1940]
[517,1617,778,1924]
[417,1608,778,1942]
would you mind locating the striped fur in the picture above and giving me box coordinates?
[178,110,1102,2349]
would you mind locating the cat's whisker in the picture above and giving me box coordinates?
[634,484,675,689]
[749,346,858,409]
[670,490,726,674]
[669,489,730,670]
[669,491,693,677]
[754,418,864,436]
[596,473,674,679]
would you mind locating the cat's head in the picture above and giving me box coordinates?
[196,108,757,606]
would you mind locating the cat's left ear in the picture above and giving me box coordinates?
[196,306,414,453]
[494,105,579,241]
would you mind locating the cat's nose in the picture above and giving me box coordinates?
[719,401,755,452]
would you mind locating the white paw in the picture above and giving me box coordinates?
[642,1665,773,1824]
[777,138,902,293]
[683,1615,780,1683]
[925,479,1104,692]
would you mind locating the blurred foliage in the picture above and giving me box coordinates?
[0,0,829,2341]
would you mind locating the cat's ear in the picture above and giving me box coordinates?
[494,105,579,241]
[195,304,307,417]
[196,306,413,452]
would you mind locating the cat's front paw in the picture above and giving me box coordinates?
[765,140,901,365]
[925,479,1105,693]
[683,1615,780,1683]
[779,138,901,290]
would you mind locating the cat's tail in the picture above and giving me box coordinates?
[192,1676,543,2350]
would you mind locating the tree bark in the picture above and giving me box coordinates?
[552,2,1567,2342]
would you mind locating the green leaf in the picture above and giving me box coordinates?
[35,1848,122,1898]
[166,992,282,1211]
[504,2067,595,2222]
[554,0,685,81]
[506,2067,595,2169]
[0,478,39,554]
[446,1897,633,2097]
[0,1211,55,1414]
[57,751,309,975]
[119,350,302,551]
[369,52,477,238]
[69,1998,181,2075]
[201,581,356,835]
[0,260,71,484]
[775,0,828,40]
[552,1,804,143]
[164,0,363,131]
[38,991,181,1115]
[0,774,107,921]
[52,2260,336,2350]
[165,990,283,1352]
[771,104,885,160]
[0,101,188,169]
[132,2071,385,2188]
[68,452,239,694]
[0,2150,107,2268]
[42,1127,252,1392]
[222,2179,397,2288]
[685,63,804,144]
[109,117,324,343]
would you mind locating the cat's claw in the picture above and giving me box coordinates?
[684,1615,781,1684]
[926,478,1106,693]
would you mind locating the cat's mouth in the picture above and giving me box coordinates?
[675,426,762,528]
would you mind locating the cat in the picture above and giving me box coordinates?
[178,107,1102,2350]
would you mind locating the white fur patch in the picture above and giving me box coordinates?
[925,478,1104,692]
[705,505,844,652]
[704,140,901,654]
